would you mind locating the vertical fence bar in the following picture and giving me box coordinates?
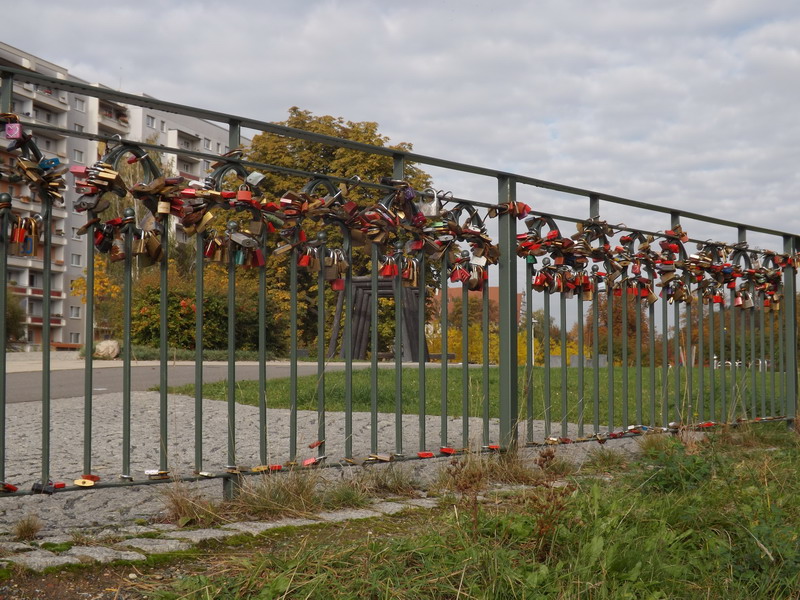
[620,279,628,428]
[749,299,757,418]
[258,232,268,464]
[0,196,9,483]
[344,233,354,458]
[783,236,797,424]
[592,271,600,433]
[709,296,716,421]
[40,198,52,485]
[370,243,379,454]
[589,197,601,433]
[418,251,427,452]
[673,300,681,422]
[158,220,169,472]
[661,285,669,427]
[769,307,776,413]
[543,285,552,438]
[779,300,786,416]
[226,225,238,475]
[577,283,585,437]
[606,285,614,431]
[482,274,490,446]
[121,213,134,479]
[289,241,299,463]
[392,157,405,455]
[440,253,449,449]
[497,176,518,449]
[194,229,205,473]
[697,292,705,422]
[560,286,568,437]
[525,259,534,443]
[83,216,96,475]
[738,305,746,415]
[648,271,656,426]
[720,299,727,423]
[730,284,738,415]
[461,272,469,449]
[395,243,403,456]
[635,292,643,425]
[759,292,768,415]
[686,298,694,423]
[317,234,327,458]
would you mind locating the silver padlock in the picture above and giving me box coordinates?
[245,171,266,187]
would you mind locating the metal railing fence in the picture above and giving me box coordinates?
[0,66,797,497]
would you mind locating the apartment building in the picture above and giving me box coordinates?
[0,42,239,350]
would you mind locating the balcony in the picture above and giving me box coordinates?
[98,113,130,135]
[8,255,67,273]
[26,315,65,327]
[32,85,70,111]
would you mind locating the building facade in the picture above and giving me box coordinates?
[0,42,240,350]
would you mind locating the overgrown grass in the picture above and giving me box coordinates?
[167,365,783,427]
[147,423,800,599]
[12,514,42,542]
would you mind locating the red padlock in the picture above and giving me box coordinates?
[331,278,345,291]
[237,185,252,202]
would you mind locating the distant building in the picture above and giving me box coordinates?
[0,41,244,350]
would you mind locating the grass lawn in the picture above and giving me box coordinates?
[142,422,800,599]
[168,364,788,429]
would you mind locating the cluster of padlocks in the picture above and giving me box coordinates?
[1,110,794,308]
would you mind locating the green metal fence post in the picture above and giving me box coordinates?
[317,232,327,458]
[783,236,797,426]
[0,194,9,483]
[194,227,205,473]
[40,197,52,485]
[121,210,135,480]
[497,176,518,450]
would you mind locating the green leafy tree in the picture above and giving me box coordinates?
[246,107,433,352]
[4,286,25,343]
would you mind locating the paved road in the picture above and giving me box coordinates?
[5,362,348,404]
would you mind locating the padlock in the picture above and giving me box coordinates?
[245,171,266,187]
[157,200,171,214]
[331,278,345,291]
[237,184,252,202]
[4,122,22,140]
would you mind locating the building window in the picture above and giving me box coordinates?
[69,306,81,319]
[70,253,82,267]
[75,98,85,112]
[146,115,156,128]
[73,123,84,133]
[71,227,81,240]
[216,142,221,153]
[160,120,166,132]
[69,332,81,344]
[202,160,211,172]
[73,149,84,163]
[178,161,193,173]
[203,138,211,150]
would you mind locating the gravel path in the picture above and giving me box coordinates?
[0,392,641,533]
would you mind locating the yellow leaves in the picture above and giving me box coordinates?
[70,255,122,304]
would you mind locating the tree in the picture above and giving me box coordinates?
[584,293,650,365]
[245,108,433,351]
[4,286,25,343]
[70,255,124,338]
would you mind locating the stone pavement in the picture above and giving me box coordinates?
[0,496,442,572]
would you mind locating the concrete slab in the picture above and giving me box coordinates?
[119,538,191,554]
[6,549,81,571]
[65,545,146,564]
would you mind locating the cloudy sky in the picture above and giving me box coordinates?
[4,0,799,251]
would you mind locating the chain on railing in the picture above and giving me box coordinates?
[0,72,798,498]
